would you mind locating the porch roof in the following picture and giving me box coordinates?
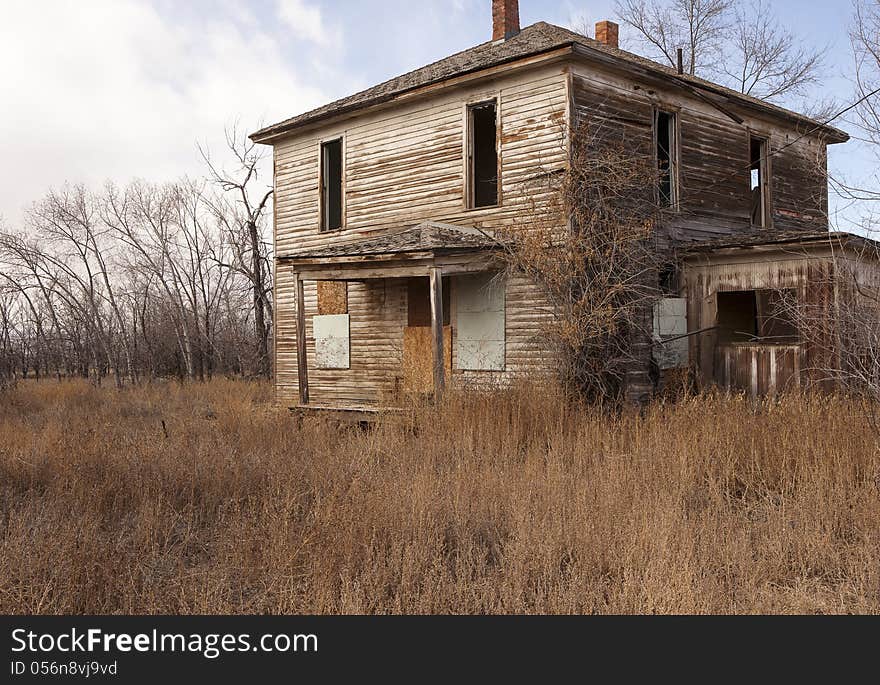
[280,222,502,281]
[682,230,880,257]
[279,222,499,262]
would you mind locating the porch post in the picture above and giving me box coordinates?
[295,272,309,405]
[429,266,446,398]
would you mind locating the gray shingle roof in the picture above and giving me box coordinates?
[251,22,848,143]
[280,222,498,260]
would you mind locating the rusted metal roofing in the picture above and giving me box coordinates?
[251,22,848,144]
[279,222,498,260]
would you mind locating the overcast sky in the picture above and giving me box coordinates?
[0,0,871,229]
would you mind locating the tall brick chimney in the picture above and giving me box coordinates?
[595,20,619,49]
[493,0,520,41]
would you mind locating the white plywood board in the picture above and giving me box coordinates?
[457,340,505,371]
[314,314,350,369]
[455,273,505,371]
[456,273,505,312]
[653,298,688,370]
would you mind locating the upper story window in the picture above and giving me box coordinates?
[467,100,499,208]
[749,135,771,227]
[321,138,343,231]
[655,110,679,209]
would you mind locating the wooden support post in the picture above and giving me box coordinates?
[429,266,446,398]
[295,273,309,405]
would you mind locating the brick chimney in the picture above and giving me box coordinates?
[493,0,520,41]
[595,20,619,49]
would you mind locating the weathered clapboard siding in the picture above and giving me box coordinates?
[771,136,828,230]
[274,63,568,407]
[273,48,838,408]
[274,63,569,255]
[569,62,831,242]
[683,249,837,391]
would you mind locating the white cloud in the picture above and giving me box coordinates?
[0,0,333,226]
[277,0,337,47]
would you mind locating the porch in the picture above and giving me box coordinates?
[279,222,504,409]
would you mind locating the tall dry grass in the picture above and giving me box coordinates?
[0,379,878,614]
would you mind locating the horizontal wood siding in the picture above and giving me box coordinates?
[273,64,567,407]
[570,64,832,243]
[273,54,837,408]
[684,252,836,391]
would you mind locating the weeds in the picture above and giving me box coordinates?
[0,380,877,614]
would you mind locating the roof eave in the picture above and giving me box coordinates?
[569,43,849,144]
[249,44,576,145]
[681,232,880,259]
[250,31,849,146]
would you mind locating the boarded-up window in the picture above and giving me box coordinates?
[407,277,449,327]
[314,314,350,369]
[454,272,505,371]
[468,101,499,208]
[317,281,348,315]
[653,297,688,369]
[321,138,343,231]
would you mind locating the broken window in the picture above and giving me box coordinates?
[468,101,499,208]
[717,289,797,344]
[655,110,678,208]
[321,138,343,231]
[750,136,770,227]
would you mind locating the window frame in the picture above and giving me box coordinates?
[653,107,681,212]
[748,133,773,228]
[716,288,798,345]
[319,136,345,232]
[464,97,501,210]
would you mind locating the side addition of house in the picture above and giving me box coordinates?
[252,0,870,410]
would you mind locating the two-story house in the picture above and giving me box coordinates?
[252,0,876,412]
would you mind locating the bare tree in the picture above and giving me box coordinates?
[201,125,274,377]
[723,0,825,101]
[612,0,825,106]
[0,177,272,383]
[769,236,880,432]
[851,1,880,150]
[614,0,733,76]
[826,2,880,219]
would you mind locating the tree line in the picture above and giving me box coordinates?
[0,130,272,386]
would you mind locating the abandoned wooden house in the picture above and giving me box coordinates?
[251,0,877,411]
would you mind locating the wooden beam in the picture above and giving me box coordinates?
[429,266,446,398]
[295,273,309,405]
[294,255,501,282]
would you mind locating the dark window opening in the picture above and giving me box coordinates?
[717,289,797,344]
[659,264,678,295]
[321,139,343,231]
[655,110,678,208]
[750,136,769,227]
[407,277,450,327]
[469,101,498,208]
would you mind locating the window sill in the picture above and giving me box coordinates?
[464,204,501,212]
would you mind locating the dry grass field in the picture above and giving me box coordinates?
[0,379,878,614]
